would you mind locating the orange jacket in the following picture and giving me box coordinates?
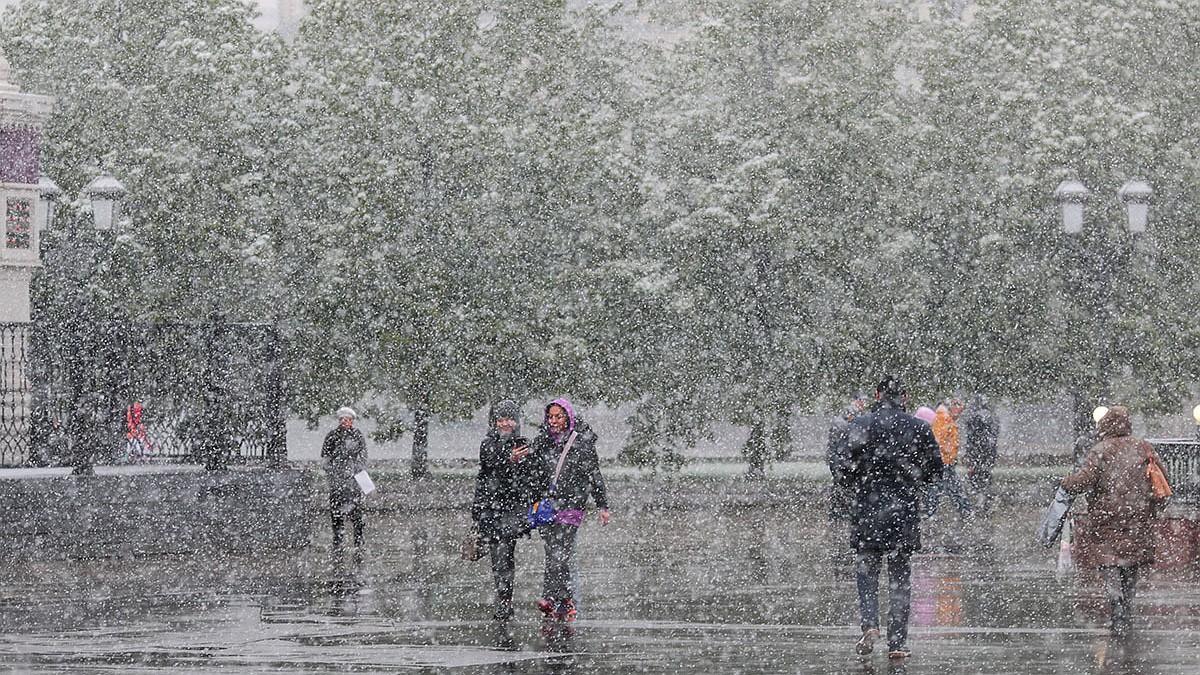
[932,406,959,465]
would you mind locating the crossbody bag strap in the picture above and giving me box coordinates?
[549,431,578,493]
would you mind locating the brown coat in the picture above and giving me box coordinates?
[1061,406,1165,567]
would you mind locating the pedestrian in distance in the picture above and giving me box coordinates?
[926,398,973,519]
[1061,405,1168,637]
[321,406,368,552]
[835,375,943,661]
[471,400,545,623]
[827,392,868,520]
[530,398,611,629]
[962,394,1001,511]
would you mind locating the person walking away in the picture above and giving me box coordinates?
[322,406,368,551]
[1061,405,1167,636]
[827,394,868,520]
[926,399,973,518]
[835,375,943,660]
[530,398,611,628]
[962,394,1000,511]
[472,400,545,623]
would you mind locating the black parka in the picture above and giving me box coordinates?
[530,404,608,513]
[835,399,943,552]
[472,426,545,540]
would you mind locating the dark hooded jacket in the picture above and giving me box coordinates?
[1062,406,1166,567]
[530,398,609,513]
[835,398,943,552]
[472,401,545,539]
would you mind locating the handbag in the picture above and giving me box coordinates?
[1036,485,1074,548]
[1142,442,1173,499]
[527,431,578,529]
[461,528,485,561]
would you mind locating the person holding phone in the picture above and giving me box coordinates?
[472,400,545,622]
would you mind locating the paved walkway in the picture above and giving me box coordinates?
[0,478,1196,674]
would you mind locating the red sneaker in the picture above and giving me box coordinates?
[558,598,577,622]
[536,596,557,618]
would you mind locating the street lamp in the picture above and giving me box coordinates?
[35,174,61,234]
[1118,179,1153,234]
[1054,178,1151,441]
[1054,179,1089,234]
[83,172,128,232]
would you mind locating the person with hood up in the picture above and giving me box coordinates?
[471,400,545,622]
[529,398,611,625]
[321,406,368,551]
[962,394,1001,511]
[1061,405,1168,636]
[834,376,943,661]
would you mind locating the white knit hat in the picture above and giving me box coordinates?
[336,406,357,419]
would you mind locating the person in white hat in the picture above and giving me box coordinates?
[321,406,368,551]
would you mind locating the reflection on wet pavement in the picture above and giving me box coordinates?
[0,482,1197,673]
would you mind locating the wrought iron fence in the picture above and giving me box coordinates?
[0,323,30,466]
[1150,439,1200,505]
[21,315,285,469]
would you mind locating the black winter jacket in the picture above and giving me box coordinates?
[472,429,545,539]
[835,400,942,552]
[531,419,608,512]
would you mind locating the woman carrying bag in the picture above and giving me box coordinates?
[1061,405,1169,637]
[530,398,611,626]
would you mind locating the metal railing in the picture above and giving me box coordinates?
[2,316,287,469]
[1149,439,1200,505]
[0,323,30,466]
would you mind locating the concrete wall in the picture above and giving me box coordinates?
[0,467,313,559]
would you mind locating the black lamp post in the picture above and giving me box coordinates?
[63,171,128,475]
[1053,177,1152,441]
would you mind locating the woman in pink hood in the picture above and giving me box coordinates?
[529,398,611,626]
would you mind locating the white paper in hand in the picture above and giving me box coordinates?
[354,470,376,495]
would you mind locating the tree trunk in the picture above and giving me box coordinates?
[744,421,767,480]
[410,405,432,479]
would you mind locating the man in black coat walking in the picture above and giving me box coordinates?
[835,375,942,661]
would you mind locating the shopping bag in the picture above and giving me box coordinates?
[461,529,485,561]
[1036,486,1074,548]
[353,470,376,495]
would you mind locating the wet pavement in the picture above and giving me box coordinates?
[0,474,1198,674]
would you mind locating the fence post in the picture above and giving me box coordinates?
[200,312,234,471]
[265,318,287,468]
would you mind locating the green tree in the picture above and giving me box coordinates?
[287,0,638,475]
[0,0,294,321]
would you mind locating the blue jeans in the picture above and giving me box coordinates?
[856,548,912,651]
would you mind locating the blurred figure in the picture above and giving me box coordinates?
[827,392,868,520]
[962,394,1000,511]
[530,398,611,628]
[471,400,543,623]
[926,399,972,519]
[1061,406,1167,637]
[834,376,942,661]
[321,406,368,551]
